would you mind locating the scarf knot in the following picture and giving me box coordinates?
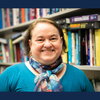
[29,57,64,92]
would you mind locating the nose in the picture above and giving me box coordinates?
[43,40,52,48]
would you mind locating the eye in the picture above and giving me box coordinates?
[36,39,44,42]
[37,39,44,41]
[50,37,58,41]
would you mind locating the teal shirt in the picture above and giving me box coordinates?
[0,62,94,92]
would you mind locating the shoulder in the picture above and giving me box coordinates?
[66,64,84,74]
[65,64,87,80]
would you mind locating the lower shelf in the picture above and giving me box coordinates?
[0,63,100,80]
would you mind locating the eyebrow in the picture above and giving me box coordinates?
[36,33,59,38]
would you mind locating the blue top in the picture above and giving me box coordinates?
[0,62,94,92]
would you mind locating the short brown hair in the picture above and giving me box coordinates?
[23,18,66,57]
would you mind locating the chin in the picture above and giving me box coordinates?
[41,58,57,65]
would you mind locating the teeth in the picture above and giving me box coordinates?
[41,49,54,52]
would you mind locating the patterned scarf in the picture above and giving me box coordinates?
[29,57,64,92]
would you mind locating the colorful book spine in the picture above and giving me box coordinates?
[71,32,76,64]
[13,8,20,25]
[8,39,15,62]
[89,29,95,66]
[25,8,30,22]
[95,29,100,66]
[0,8,3,29]
[21,8,25,23]
[6,8,11,27]
[9,8,13,26]
[85,30,88,65]
[30,8,36,20]
[1,43,7,62]
[62,29,68,63]
[70,14,100,23]
[36,8,40,18]
[68,31,72,63]
[75,32,80,65]
[19,41,25,62]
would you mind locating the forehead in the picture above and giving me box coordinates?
[32,22,59,32]
[30,22,60,37]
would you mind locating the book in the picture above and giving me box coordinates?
[13,8,20,25]
[14,42,21,62]
[21,8,25,23]
[68,31,72,63]
[71,32,76,64]
[89,29,95,66]
[69,23,81,29]
[8,39,15,62]
[75,31,80,65]
[70,14,100,23]
[80,29,87,65]
[95,29,100,66]
[9,8,13,26]
[62,29,68,63]
[25,8,30,22]
[36,8,41,18]
[30,8,36,20]
[1,43,7,62]
[0,8,3,29]
[5,8,11,27]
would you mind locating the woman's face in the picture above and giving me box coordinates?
[29,22,63,65]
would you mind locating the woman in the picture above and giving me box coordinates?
[0,18,94,92]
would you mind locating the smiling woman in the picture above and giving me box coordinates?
[0,18,94,92]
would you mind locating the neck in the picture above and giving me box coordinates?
[31,56,62,70]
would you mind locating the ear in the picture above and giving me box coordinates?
[60,37,63,44]
[29,39,32,48]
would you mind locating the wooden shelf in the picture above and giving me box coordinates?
[0,62,19,66]
[74,65,100,71]
[73,65,100,80]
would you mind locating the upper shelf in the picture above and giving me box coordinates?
[1,8,100,36]
[0,8,80,35]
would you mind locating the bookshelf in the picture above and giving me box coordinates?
[0,8,100,91]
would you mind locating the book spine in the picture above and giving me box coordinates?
[95,29,100,66]
[0,8,3,29]
[70,14,100,23]
[68,31,72,63]
[30,8,36,20]
[75,32,79,65]
[6,8,11,27]
[72,32,76,64]
[21,8,25,23]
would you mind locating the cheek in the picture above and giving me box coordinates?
[55,43,63,52]
[30,44,42,54]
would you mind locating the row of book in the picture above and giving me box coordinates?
[0,37,28,63]
[56,14,100,24]
[0,8,67,29]
[67,29,100,66]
